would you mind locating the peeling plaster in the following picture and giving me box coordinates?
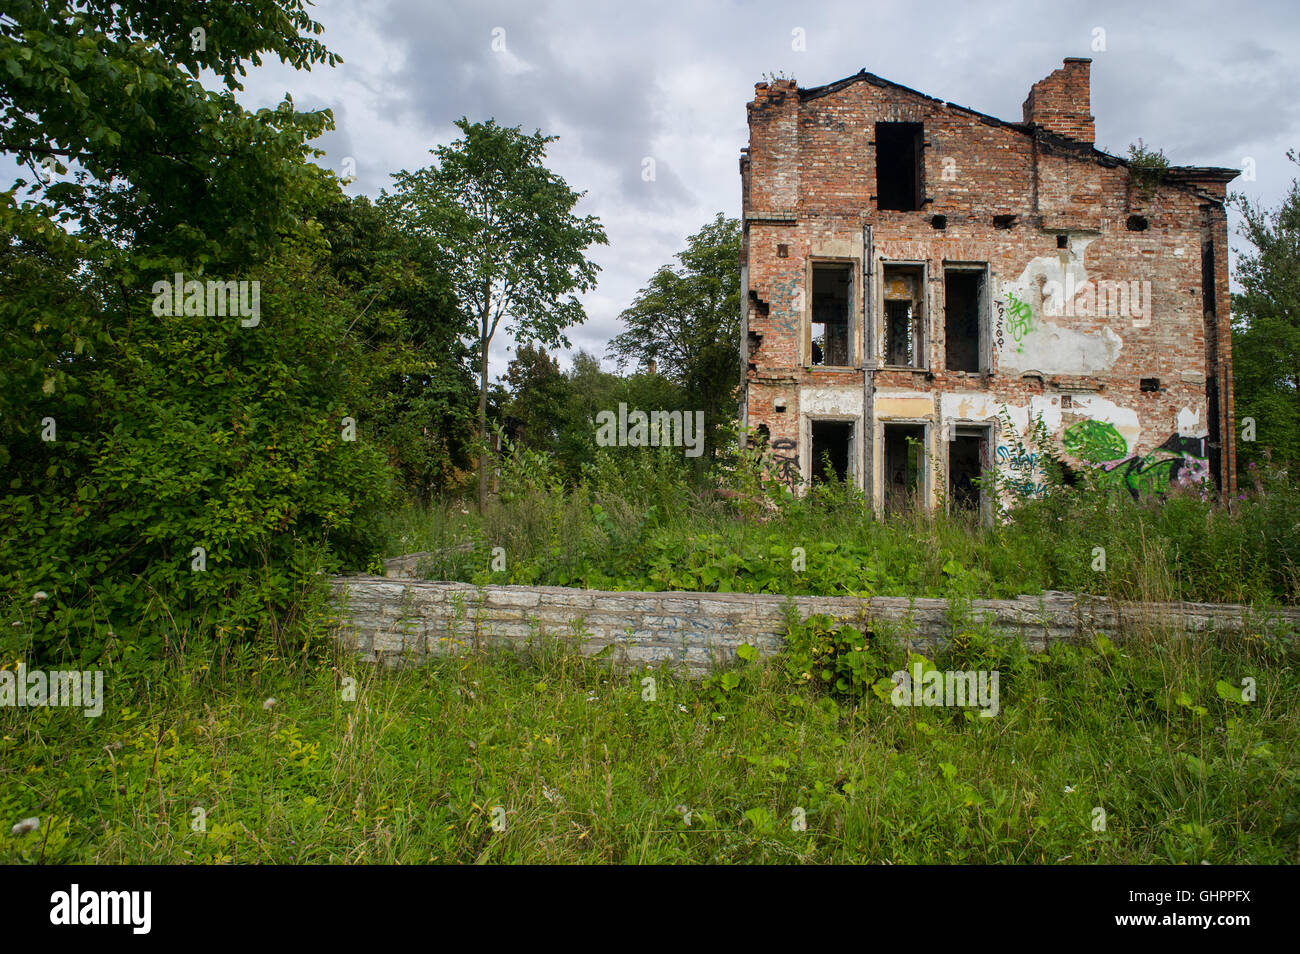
[802,386,864,416]
[997,237,1126,376]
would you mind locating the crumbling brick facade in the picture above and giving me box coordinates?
[740,58,1237,514]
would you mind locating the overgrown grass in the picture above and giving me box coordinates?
[3,621,1297,864]
[379,450,1300,606]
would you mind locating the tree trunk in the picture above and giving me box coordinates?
[477,336,489,512]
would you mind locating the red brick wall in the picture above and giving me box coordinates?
[741,61,1235,503]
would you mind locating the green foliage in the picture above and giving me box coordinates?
[4,621,1296,864]
[1126,139,1171,197]
[315,194,478,501]
[391,449,1300,606]
[379,118,608,508]
[608,213,742,466]
[781,614,893,699]
[1231,150,1300,470]
[0,1,396,661]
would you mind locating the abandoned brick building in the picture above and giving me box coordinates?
[739,57,1237,516]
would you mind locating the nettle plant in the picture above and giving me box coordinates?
[781,612,895,700]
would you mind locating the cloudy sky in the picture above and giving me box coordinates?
[236,0,1299,376]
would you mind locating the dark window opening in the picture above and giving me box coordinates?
[931,214,947,230]
[884,423,924,512]
[948,429,987,513]
[810,263,852,366]
[1057,234,1069,249]
[755,424,770,445]
[1140,377,1161,392]
[777,243,789,258]
[944,268,984,373]
[993,214,1018,230]
[1201,241,1216,316]
[811,420,853,484]
[1207,377,1222,491]
[875,122,923,212]
[1061,394,1073,409]
[882,265,924,368]
[1126,215,1149,232]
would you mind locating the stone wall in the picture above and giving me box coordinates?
[329,575,1300,674]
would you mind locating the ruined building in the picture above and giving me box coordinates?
[739,58,1237,516]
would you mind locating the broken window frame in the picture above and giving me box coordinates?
[877,419,929,514]
[807,415,858,488]
[942,262,991,375]
[805,259,857,369]
[878,261,928,370]
[947,421,994,525]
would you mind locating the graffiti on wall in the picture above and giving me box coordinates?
[770,437,801,490]
[1005,291,1034,352]
[765,276,802,337]
[1061,420,1209,498]
[995,443,1048,497]
[994,290,1035,358]
[1062,419,1129,464]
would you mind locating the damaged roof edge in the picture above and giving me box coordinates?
[792,68,1241,202]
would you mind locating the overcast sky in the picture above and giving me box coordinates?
[235,1,1298,376]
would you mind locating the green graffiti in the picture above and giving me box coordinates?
[1006,291,1033,352]
[1065,426,1210,499]
[1063,419,1128,463]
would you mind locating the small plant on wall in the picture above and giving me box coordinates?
[1127,139,1170,202]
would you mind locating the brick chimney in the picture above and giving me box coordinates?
[1022,57,1095,144]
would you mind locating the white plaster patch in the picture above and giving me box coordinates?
[997,237,1126,375]
[802,386,863,416]
[1177,406,1206,437]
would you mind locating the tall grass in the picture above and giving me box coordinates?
[3,620,1296,864]
[380,450,1300,606]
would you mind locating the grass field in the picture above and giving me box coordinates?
[4,619,1297,864]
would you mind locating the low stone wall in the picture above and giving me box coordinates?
[328,575,1300,674]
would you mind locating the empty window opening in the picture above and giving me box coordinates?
[811,420,853,484]
[777,243,789,258]
[949,427,988,514]
[883,423,924,512]
[930,214,947,230]
[1056,234,1069,249]
[875,122,923,211]
[993,214,1018,230]
[810,263,852,366]
[1126,215,1149,232]
[882,265,925,368]
[1201,241,1216,316]
[1140,377,1161,392]
[944,268,985,373]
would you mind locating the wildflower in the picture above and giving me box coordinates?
[31,591,48,605]
[1064,785,1075,794]
[678,704,687,713]
[11,817,39,836]
[263,697,277,710]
